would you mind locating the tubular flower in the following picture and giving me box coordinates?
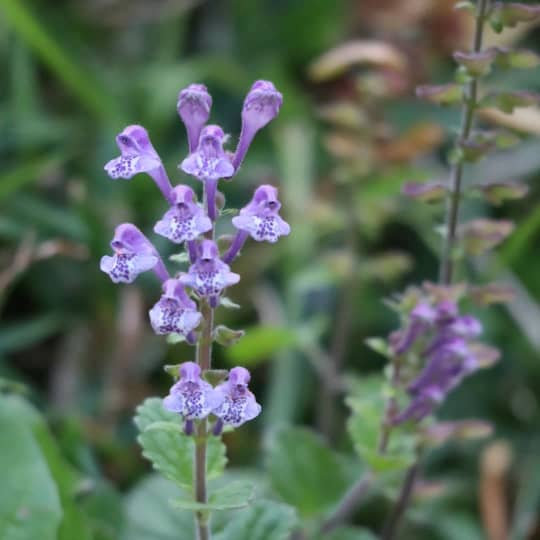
[100,223,168,283]
[233,80,283,170]
[154,185,212,244]
[149,279,202,344]
[104,125,173,203]
[180,240,239,307]
[212,367,261,433]
[163,362,223,433]
[177,83,213,153]
[392,300,484,424]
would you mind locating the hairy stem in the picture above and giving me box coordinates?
[381,3,490,539]
[194,300,214,540]
[319,472,374,535]
[439,0,488,285]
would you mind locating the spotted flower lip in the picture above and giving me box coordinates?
[179,240,240,305]
[105,125,161,179]
[180,125,234,182]
[153,185,212,244]
[177,83,213,153]
[149,279,202,343]
[212,366,261,428]
[232,185,291,243]
[100,223,168,283]
[163,361,223,421]
[104,125,173,203]
[233,81,283,170]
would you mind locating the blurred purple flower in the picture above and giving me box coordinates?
[177,84,212,153]
[180,125,234,221]
[149,279,202,344]
[212,367,261,432]
[180,240,239,307]
[154,185,212,244]
[100,223,168,283]
[163,362,223,433]
[392,300,484,424]
[104,125,174,203]
[233,81,283,170]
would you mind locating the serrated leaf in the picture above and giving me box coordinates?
[266,427,356,517]
[346,376,415,473]
[226,326,299,365]
[171,481,255,511]
[135,398,227,489]
[213,501,298,540]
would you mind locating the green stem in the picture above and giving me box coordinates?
[194,300,214,540]
[439,0,488,285]
[381,3,490,539]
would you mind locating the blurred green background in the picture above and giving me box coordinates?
[1,0,540,539]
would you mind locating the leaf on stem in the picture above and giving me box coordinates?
[171,481,255,511]
[469,283,517,305]
[453,49,498,77]
[402,181,448,203]
[416,83,463,106]
[480,91,540,114]
[135,398,227,489]
[459,219,515,255]
[489,2,540,33]
[472,181,529,205]
[213,325,245,347]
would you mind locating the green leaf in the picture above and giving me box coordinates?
[213,501,298,540]
[0,0,118,121]
[171,481,255,511]
[266,427,356,517]
[122,475,195,540]
[316,527,377,540]
[0,397,62,540]
[346,376,415,473]
[214,325,245,347]
[135,398,227,489]
[220,297,241,309]
[226,326,299,365]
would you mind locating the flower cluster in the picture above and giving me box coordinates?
[100,80,287,430]
[163,362,261,434]
[390,298,489,424]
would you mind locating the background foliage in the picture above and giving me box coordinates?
[1,0,540,538]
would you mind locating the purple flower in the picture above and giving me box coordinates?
[234,185,290,242]
[212,367,261,431]
[233,81,283,170]
[180,125,234,220]
[391,302,437,355]
[153,185,212,244]
[104,125,174,203]
[163,362,223,431]
[100,223,168,283]
[149,279,202,344]
[180,240,239,307]
[177,84,212,153]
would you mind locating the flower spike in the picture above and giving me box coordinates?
[105,125,174,203]
[212,367,261,431]
[233,80,283,170]
[180,240,239,307]
[100,223,168,283]
[154,185,212,244]
[163,362,223,430]
[177,84,213,153]
[149,279,202,344]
